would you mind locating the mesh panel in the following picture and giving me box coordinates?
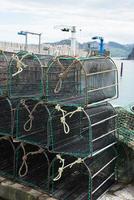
[0,50,8,96]
[0,137,17,178]
[46,56,118,106]
[16,143,55,191]
[48,103,117,157]
[0,98,18,137]
[49,146,117,200]
[115,106,134,145]
[8,51,45,98]
[16,99,53,147]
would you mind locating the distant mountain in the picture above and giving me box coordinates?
[127,47,134,60]
[44,40,134,57]
[46,39,71,46]
[106,42,133,57]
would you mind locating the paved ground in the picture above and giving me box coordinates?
[0,176,133,200]
[101,183,134,200]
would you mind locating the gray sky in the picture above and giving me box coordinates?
[0,0,134,44]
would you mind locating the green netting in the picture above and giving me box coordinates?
[0,50,9,96]
[16,99,53,147]
[8,51,52,99]
[115,105,134,145]
[49,145,117,200]
[15,143,55,191]
[0,97,18,137]
[46,55,118,107]
[48,103,117,157]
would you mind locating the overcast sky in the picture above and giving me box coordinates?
[0,0,134,44]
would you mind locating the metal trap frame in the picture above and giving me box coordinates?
[0,97,18,137]
[48,103,117,157]
[115,104,134,145]
[46,55,118,107]
[16,98,53,147]
[15,143,55,191]
[49,145,117,200]
[8,51,44,98]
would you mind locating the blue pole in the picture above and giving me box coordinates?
[99,38,104,55]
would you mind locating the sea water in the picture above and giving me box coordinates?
[111,58,134,107]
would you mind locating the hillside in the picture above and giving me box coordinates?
[45,40,133,57]
[106,42,133,57]
[127,47,134,59]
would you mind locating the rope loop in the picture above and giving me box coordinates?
[53,56,82,94]
[12,54,27,77]
[23,115,34,132]
[54,78,62,94]
[60,116,70,134]
[18,143,44,178]
[55,104,70,133]
[20,100,44,132]
[53,154,83,181]
[55,105,90,134]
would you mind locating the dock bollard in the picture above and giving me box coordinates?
[120,62,123,77]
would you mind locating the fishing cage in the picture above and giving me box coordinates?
[48,103,117,157]
[115,105,134,145]
[8,51,44,98]
[0,97,18,137]
[0,136,19,178]
[0,50,8,96]
[16,143,55,191]
[16,99,52,147]
[49,145,117,200]
[46,55,118,107]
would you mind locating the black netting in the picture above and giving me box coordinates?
[46,56,118,106]
[16,143,55,191]
[16,99,53,147]
[49,145,117,200]
[0,98,18,137]
[0,137,19,178]
[48,103,117,157]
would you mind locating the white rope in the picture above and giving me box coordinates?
[53,56,81,94]
[53,154,83,181]
[18,143,44,177]
[0,136,10,141]
[55,105,90,134]
[11,54,27,77]
[55,104,70,134]
[54,76,63,94]
[21,99,44,132]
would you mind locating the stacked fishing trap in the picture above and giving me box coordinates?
[0,51,119,200]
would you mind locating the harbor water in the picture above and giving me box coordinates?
[111,58,134,107]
